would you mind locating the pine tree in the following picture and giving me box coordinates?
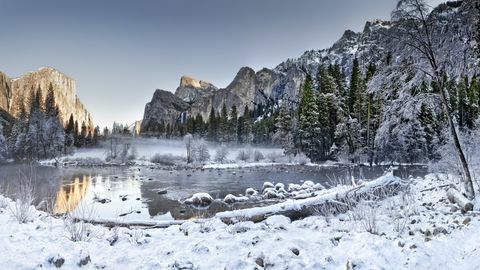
[0,122,7,161]
[242,105,253,144]
[457,77,468,129]
[298,75,320,160]
[207,107,217,141]
[273,102,294,155]
[43,84,65,158]
[348,58,361,115]
[219,103,228,142]
[26,89,46,159]
[229,105,238,143]
[65,114,75,152]
[419,103,437,159]
[466,77,479,129]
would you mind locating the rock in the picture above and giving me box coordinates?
[264,189,279,199]
[157,189,168,195]
[463,217,471,225]
[433,227,447,236]
[301,180,315,189]
[291,248,300,256]
[423,229,431,237]
[288,184,302,192]
[245,188,258,196]
[48,256,65,268]
[77,255,91,267]
[223,194,249,204]
[450,206,459,212]
[0,67,94,132]
[263,181,275,190]
[171,259,196,270]
[275,183,285,191]
[398,241,405,248]
[184,193,214,207]
[255,257,264,268]
[409,244,417,249]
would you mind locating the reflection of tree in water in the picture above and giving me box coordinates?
[54,176,90,214]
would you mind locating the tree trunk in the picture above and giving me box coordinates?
[438,79,475,199]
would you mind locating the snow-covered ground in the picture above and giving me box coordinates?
[1,173,479,269]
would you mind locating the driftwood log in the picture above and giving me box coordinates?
[447,188,474,212]
[216,172,405,224]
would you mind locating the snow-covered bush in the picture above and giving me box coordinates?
[253,150,264,162]
[387,191,416,234]
[236,149,250,162]
[293,153,310,165]
[63,202,97,242]
[150,154,184,166]
[8,173,36,224]
[352,202,379,235]
[266,152,283,163]
[214,145,229,163]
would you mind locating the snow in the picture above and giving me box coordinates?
[1,173,480,269]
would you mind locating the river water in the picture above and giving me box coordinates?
[0,164,427,221]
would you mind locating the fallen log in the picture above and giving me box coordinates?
[216,172,405,223]
[447,188,474,212]
[73,217,206,229]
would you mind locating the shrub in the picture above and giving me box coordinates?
[193,140,210,163]
[293,153,310,165]
[266,152,283,163]
[150,154,184,166]
[253,150,264,162]
[215,145,229,163]
[236,150,250,162]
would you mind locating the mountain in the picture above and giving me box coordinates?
[0,67,94,131]
[141,0,478,136]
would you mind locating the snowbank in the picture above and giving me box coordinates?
[0,174,479,269]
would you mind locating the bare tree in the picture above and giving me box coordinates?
[393,0,475,199]
[184,133,193,164]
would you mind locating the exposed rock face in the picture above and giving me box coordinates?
[141,0,478,134]
[0,67,94,131]
[141,89,189,133]
[175,76,217,103]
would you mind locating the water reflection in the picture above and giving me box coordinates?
[54,176,90,214]
[0,164,428,221]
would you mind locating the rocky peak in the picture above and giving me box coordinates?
[0,67,94,132]
[175,75,217,103]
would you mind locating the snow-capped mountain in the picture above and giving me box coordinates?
[141,0,478,134]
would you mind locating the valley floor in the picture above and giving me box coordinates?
[1,174,479,269]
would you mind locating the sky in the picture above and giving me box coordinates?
[0,0,445,128]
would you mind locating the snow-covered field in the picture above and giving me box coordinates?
[1,173,479,269]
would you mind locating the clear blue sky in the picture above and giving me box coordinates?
[0,0,445,128]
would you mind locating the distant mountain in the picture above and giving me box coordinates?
[141,0,478,135]
[0,67,94,131]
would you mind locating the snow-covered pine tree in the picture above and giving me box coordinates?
[298,75,320,160]
[273,102,294,155]
[241,105,253,144]
[219,103,228,143]
[44,83,66,159]
[229,105,238,143]
[207,107,217,141]
[0,122,7,162]
[26,88,46,159]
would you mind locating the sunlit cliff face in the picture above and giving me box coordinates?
[54,176,90,214]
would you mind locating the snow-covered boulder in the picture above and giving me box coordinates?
[245,188,258,196]
[301,180,315,189]
[288,184,302,192]
[265,215,291,230]
[263,181,275,190]
[184,193,214,206]
[223,194,249,204]
[264,189,279,199]
[275,183,285,191]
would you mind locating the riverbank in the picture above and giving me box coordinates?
[1,173,479,269]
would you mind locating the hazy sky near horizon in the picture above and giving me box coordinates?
[0,0,445,128]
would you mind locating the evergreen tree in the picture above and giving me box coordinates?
[298,75,320,160]
[229,105,238,143]
[219,103,228,142]
[26,89,46,159]
[348,58,361,114]
[419,103,437,160]
[207,107,217,141]
[0,123,7,161]
[457,77,468,129]
[43,84,65,158]
[242,105,253,144]
[8,95,28,159]
[273,102,294,155]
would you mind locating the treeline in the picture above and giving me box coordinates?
[0,83,101,161]
[279,59,480,164]
[143,103,277,144]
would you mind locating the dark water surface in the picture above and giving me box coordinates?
[0,164,427,220]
